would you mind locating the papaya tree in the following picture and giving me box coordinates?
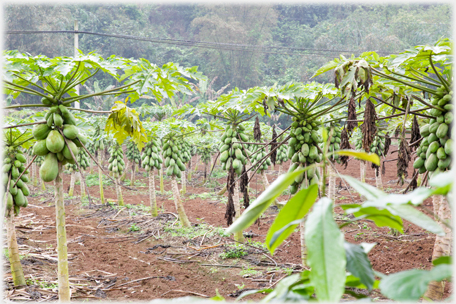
[3,50,206,301]
[2,128,34,287]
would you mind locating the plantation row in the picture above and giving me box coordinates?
[2,38,453,302]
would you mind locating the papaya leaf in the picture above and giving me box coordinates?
[432,256,451,266]
[334,150,380,166]
[311,59,340,79]
[340,204,403,232]
[225,166,315,235]
[339,174,385,200]
[305,198,346,302]
[105,100,147,150]
[344,242,375,291]
[379,264,452,301]
[386,204,445,236]
[266,185,318,254]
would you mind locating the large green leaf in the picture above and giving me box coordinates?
[386,204,445,236]
[429,170,453,195]
[342,205,404,232]
[266,185,318,254]
[334,150,380,166]
[226,166,315,234]
[305,198,346,302]
[379,264,452,301]
[344,242,375,291]
[340,175,386,200]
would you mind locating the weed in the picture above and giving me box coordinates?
[354,232,364,241]
[283,267,294,275]
[26,278,58,289]
[235,283,246,290]
[239,267,261,277]
[209,267,219,274]
[129,223,140,232]
[220,243,248,259]
[361,222,371,230]
[84,174,113,187]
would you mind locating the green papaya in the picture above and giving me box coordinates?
[62,140,79,160]
[413,157,425,169]
[40,153,59,182]
[309,146,318,160]
[429,122,440,134]
[420,124,430,137]
[425,153,438,172]
[14,189,26,207]
[444,112,453,124]
[53,113,64,127]
[428,133,438,144]
[428,141,440,154]
[444,139,453,155]
[46,130,65,153]
[59,105,77,125]
[436,123,449,139]
[301,144,309,157]
[63,124,79,140]
[6,192,13,211]
[15,153,26,163]
[33,140,49,156]
[438,157,451,170]
[437,147,447,160]
[32,124,51,140]
[11,166,19,179]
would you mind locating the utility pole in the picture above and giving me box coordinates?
[74,20,80,109]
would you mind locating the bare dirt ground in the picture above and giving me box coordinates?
[2,145,452,301]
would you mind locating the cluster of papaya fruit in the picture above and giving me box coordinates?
[126,141,141,165]
[32,103,87,182]
[354,130,386,156]
[141,138,163,171]
[197,144,214,164]
[287,117,323,194]
[219,125,249,175]
[3,148,30,215]
[250,144,272,173]
[275,140,289,165]
[77,148,90,170]
[414,88,453,175]
[163,137,187,178]
[180,141,192,165]
[108,143,125,178]
[324,122,342,163]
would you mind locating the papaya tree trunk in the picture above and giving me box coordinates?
[150,170,158,217]
[130,162,135,186]
[171,175,191,227]
[328,165,336,201]
[55,163,70,301]
[193,155,200,174]
[262,171,270,191]
[181,170,186,195]
[425,195,452,300]
[32,162,37,187]
[116,177,124,206]
[375,168,383,190]
[98,152,105,204]
[68,173,75,196]
[233,179,244,242]
[300,171,309,267]
[278,164,283,176]
[6,208,26,286]
[160,161,165,195]
[78,171,86,199]
[360,161,366,183]
[89,158,94,174]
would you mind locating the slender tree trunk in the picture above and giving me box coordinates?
[328,165,336,201]
[89,158,94,174]
[375,168,383,190]
[417,173,424,187]
[55,163,70,301]
[171,175,191,227]
[262,171,270,191]
[160,161,165,195]
[116,177,124,206]
[98,153,105,204]
[41,178,46,191]
[6,208,26,286]
[424,195,452,300]
[150,170,158,216]
[278,164,283,176]
[233,179,244,242]
[193,155,200,174]
[360,161,366,183]
[68,173,75,196]
[130,162,136,185]
[79,171,86,198]
[32,162,37,187]
[181,170,186,195]
[300,172,309,267]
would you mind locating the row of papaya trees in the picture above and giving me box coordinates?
[2,37,453,302]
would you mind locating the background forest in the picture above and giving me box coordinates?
[4,3,452,113]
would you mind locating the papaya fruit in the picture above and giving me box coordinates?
[59,105,77,125]
[32,124,52,140]
[444,139,453,155]
[6,192,13,211]
[62,140,79,160]
[63,124,79,140]
[425,153,438,172]
[444,112,453,124]
[53,113,64,127]
[15,153,26,163]
[14,189,26,207]
[46,130,65,153]
[33,140,49,156]
[437,147,447,160]
[420,124,430,137]
[438,157,451,170]
[40,153,59,182]
[436,123,449,139]
[429,122,440,134]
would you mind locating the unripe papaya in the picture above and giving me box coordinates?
[62,140,79,160]
[40,153,59,182]
[32,124,51,140]
[63,124,79,140]
[53,113,64,127]
[46,130,65,153]
[16,153,26,163]
[14,189,26,207]
[33,140,49,156]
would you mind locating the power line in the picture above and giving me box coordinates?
[6,30,394,57]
